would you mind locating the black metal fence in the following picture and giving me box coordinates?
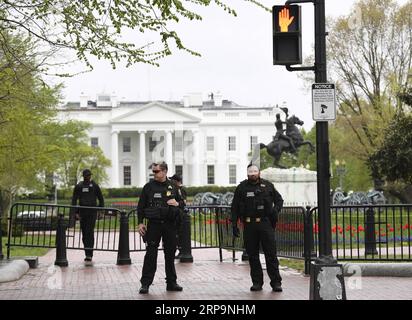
[7,203,125,257]
[310,204,412,261]
[6,202,412,272]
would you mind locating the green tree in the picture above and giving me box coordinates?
[0,31,111,218]
[326,0,412,189]
[0,0,266,69]
[0,30,61,215]
[368,114,412,203]
[43,120,111,188]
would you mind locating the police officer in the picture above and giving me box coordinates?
[231,164,284,292]
[170,174,187,259]
[71,169,104,266]
[137,162,185,294]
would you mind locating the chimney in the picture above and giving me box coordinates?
[80,92,88,108]
[111,92,118,108]
[183,94,190,107]
[214,92,223,107]
[183,93,203,107]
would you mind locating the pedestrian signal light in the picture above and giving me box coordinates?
[273,5,302,65]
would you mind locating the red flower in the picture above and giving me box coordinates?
[358,225,364,232]
[389,228,394,232]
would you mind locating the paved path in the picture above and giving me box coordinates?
[1,248,412,300]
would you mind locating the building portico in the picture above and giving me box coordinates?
[59,95,279,187]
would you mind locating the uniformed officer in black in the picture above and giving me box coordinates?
[170,174,187,259]
[231,164,284,292]
[137,162,185,294]
[71,169,104,266]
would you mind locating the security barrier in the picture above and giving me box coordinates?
[8,202,410,273]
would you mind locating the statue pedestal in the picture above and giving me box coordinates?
[260,167,317,207]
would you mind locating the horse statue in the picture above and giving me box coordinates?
[251,115,315,169]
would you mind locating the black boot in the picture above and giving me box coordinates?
[139,284,149,294]
[272,282,283,292]
[250,283,263,291]
[166,283,183,291]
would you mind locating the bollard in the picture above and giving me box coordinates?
[55,214,68,267]
[117,211,131,265]
[304,207,315,275]
[179,210,193,263]
[0,211,3,260]
[0,221,3,260]
[364,208,378,255]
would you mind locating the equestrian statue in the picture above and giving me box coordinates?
[251,107,315,169]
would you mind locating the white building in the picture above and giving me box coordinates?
[58,93,282,187]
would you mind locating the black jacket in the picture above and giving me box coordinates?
[231,178,283,225]
[137,179,185,224]
[71,180,104,208]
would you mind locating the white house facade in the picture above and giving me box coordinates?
[58,93,283,188]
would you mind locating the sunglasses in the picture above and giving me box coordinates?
[152,170,162,174]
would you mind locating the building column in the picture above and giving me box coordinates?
[191,129,200,186]
[111,130,120,188]
[165,130,174,174]
[138,130,147,186]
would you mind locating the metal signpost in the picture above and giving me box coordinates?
[273,0,346,300]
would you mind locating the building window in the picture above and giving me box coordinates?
[123,166,131,186]
[250,136,258,152]
[175,165,183,177]
[229,165,237,184]
[228,136,236,151]
[206,136,214,151]
[149,136,157,152]
[123,137,131,152]
[207,165,215,185]
[91,137,98,148]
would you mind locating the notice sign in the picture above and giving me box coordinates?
[312,83,336,121]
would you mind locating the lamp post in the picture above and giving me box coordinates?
[334,160,347,190]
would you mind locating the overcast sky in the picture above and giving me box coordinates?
[58,0,402,131]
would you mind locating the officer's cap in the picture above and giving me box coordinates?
[82,169,92,177]
[170,174,182,183]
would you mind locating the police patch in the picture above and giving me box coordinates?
[261,184,266,187]
[154,193,162,198]
[246,192,255,197]
[82,188,89,193]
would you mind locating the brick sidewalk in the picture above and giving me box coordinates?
[1,248,412,300]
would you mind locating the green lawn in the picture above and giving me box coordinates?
[2,236,54,258]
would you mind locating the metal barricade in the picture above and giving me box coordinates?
[310,204,412,262]
[7,202,128,265]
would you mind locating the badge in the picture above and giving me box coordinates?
[82,188,89,193]
[167,185,173,189]
[246,192,255,197]
[154,193,162,198]
[166,191,171,197]
[261,184,266,187]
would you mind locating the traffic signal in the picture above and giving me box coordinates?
[272,5,302,65]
